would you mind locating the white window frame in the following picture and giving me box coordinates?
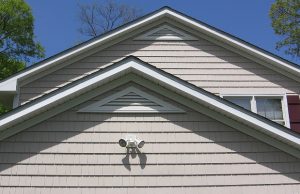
[220,94,290,128]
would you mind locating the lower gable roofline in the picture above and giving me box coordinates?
[0,56,299,158]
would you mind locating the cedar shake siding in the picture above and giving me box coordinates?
[0,85,299,193]
[19,38,300,105]
[0,7,299,194]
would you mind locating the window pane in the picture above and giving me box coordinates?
[256,98,283,120]
[224,97,251,110]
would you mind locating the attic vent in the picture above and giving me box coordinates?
[78,86,184,113]
[134,24,197,41]
[150,28,183,37]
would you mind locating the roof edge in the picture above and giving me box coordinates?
[164,7,299,68]
[0,56,299,158]
[0,6,299,92]
[0,6,171,91]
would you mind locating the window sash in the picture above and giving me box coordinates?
[256,97,283,120]
[223,96,251,110]
[221,95,289,127]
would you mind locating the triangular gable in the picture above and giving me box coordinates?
[134,24,197,40]
[78,86,184,113]
[0,7,299,93]
[0,56,299,158]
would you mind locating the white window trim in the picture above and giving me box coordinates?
[220,94,290,128]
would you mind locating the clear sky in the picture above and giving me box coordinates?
[25,0,300,65]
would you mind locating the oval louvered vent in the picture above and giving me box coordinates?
[78,86,185,113]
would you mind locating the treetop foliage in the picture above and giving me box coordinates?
[0,0,44,80]
[270,0,300,57]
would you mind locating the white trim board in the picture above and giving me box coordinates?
[0,57,299,158]
[78,86,184,113]
[0,7,300,93]
[134,24,197,40]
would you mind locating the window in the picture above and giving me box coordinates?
[223,95,289,127]
[256,97,284,125]
[224,96,251,110]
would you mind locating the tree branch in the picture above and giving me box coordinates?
[78,0,141,37]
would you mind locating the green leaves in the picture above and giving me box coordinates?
[0,102,10,115]
[0,0,44,80]
[270,0,300,57]
[0,54,24,80]
[0,0,44,114]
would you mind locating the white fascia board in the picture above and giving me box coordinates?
[0,9,170,92]
[0,8,299,93]
[128,61,300,149]
[163,10,300,75]
[0,79,17,92]
[0,60,132,128]
[0,58,299,150]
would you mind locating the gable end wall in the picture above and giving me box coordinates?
[1,86,300,193]
[19,36,300,105]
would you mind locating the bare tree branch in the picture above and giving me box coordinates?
[77,0,142,38]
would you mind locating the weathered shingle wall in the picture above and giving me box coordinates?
[19,38,300,104]
[1,87,300,193]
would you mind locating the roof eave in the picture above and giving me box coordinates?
[0,56,299,158]
[0,7,299,92]
[0,8,171,92]
[163,9,300,80]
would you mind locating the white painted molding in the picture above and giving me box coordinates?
[134,24,197,40]
[0,79,17,92]
[0,57,299,157]
[78,86,184,113]
[0,57,299,150]
[1,7,300,93]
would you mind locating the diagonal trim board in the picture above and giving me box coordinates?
[134,24,198,40]
[1,7,300,93]
[0,56,299,157]
[78,86,185,113]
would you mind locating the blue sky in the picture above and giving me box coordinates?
[25,0,300,65]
